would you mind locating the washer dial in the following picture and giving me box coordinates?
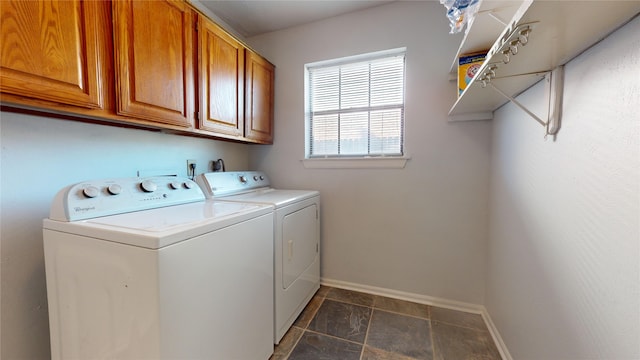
[82,186,100,198]
[183,181,195,189]
[140,180,157,193]
[107,184,122,195]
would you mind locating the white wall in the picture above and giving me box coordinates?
[0,112,249,359]
[486,16,639,359]
[247,1,492,304]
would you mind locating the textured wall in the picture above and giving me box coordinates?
[0,113,249,359]
[486,16,639,359]
[247,1,492,304]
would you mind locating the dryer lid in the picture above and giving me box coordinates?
[221,189,319,208]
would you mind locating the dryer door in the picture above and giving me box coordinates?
[281,203,318,289]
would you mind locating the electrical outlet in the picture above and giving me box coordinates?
[186,159,196,176]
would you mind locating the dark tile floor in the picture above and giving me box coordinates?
[270,286,501,360]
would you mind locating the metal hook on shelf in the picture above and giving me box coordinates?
[480,74,490,88]
[502,49,510,64]
[509,40,519,56]
[478,63,499,88]
[518,28,531,46]
[486,64,498,77]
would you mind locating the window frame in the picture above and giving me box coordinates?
[304,48,408,166]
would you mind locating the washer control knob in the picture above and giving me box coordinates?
[253,175,259,181]
[107,184,122,195]
[239,175,248,184]
[82,186,100,198]
[169,181,181,190]
[259,175,265,180]
[140,180,157,193]
[183,181,195,189]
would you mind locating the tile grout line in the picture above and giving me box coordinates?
[431,319,492,333]
[358,305,375,360]
[427,305,436,360]
[428,318,437,360]
[326,296,431,322]
[282,290,328,360]
[302,328,368,347]
[281,327,304,360]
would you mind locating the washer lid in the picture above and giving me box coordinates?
[43,201,273,249]
[219,189,319,208]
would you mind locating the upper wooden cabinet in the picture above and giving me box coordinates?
[244,50,274,144]
[1,0,274,143]
[112,0,195,127]
[197,15,275,144]
[0,0,104,108]
[197,15,244,137]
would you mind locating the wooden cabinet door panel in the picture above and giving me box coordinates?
[197,15,244,137]
[113,0,194,127]
[245,50,274,143]
[0,0,103,108]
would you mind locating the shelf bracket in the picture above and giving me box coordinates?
[487,65,564,136]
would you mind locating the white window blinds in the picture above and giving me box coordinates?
[307,50,405,157]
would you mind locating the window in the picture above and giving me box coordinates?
[305,48,406,158]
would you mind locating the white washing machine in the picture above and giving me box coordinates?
[196,171,320,344]
[43,176,274,360]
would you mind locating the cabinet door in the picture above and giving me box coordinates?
[113,0,194,127]
[0,0,103,108]
[245,50,274,144]
[197,15,244,137]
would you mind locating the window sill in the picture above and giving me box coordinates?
[301,156,410,169]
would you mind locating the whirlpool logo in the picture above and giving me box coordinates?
[74,206,95,212]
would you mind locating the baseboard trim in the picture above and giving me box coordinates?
[321,277,484,313]
[480,309,514,360]
[320,277,512,360]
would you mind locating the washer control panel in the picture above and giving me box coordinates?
[196,171,270,198]
[49,176,205,221]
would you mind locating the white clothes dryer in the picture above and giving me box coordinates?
[43,176,274,360]
[196,171,320,344]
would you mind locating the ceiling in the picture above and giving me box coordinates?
[197,1,396,37]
